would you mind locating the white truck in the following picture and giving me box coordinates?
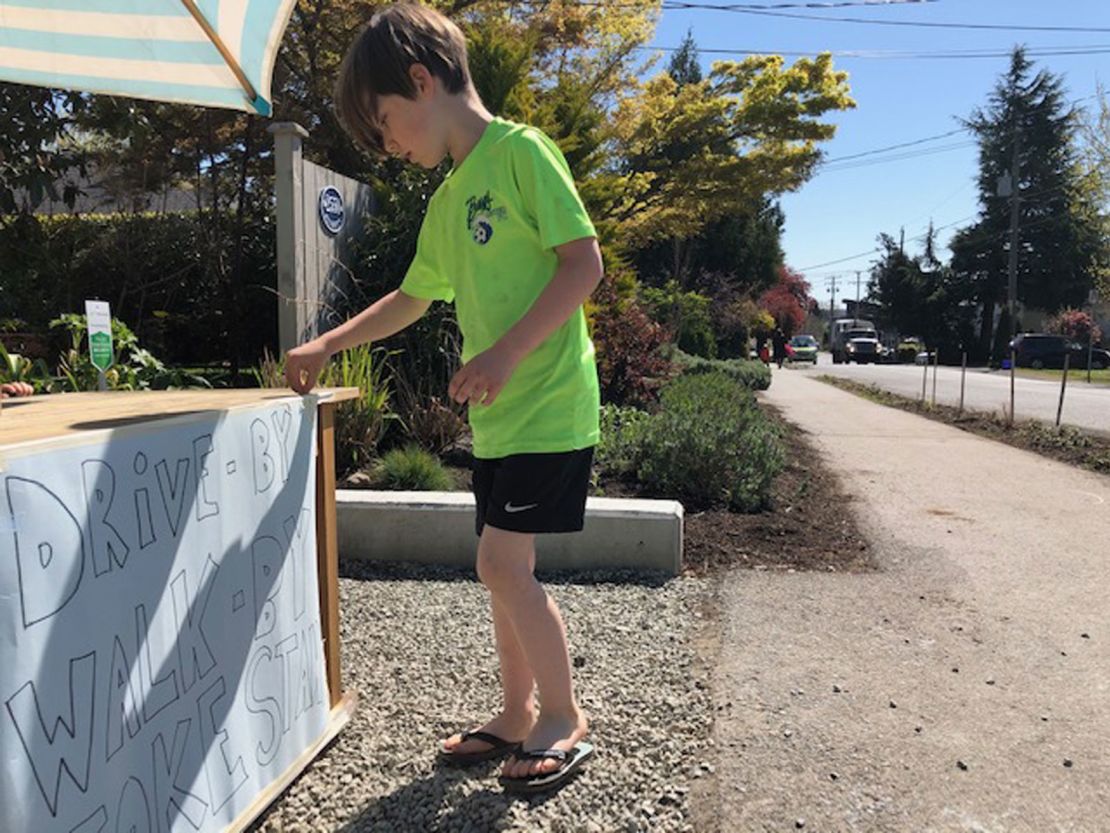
[830,318,881,364]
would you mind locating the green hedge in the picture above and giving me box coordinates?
[668,347,771,390]
[597,371,784,511]
[636,371,783,510]
[0,210,276,367]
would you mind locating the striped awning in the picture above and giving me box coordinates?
[0,0,297,116]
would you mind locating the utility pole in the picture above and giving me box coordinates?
[1007,127,1021,339]
[1005,122,1021,426]
[827,274,838,322]
[855,270,862,323]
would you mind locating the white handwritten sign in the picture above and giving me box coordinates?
[0,399,329,833]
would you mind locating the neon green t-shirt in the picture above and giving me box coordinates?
[400,118,600,459]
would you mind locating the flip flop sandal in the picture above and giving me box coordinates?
[437,730,522,766]
[498,742,595,794]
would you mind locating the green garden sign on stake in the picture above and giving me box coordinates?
[85,299,113,391]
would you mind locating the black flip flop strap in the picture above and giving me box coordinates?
[460,730,511,748]
[516,747,570,764]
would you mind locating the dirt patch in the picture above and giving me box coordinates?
[677,405,875,577]
[819,375,1110,476]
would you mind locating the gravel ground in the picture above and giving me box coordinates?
[249,561,718,833]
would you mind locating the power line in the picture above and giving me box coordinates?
[679,6,1110,33]
[813,93,1100,170]
[522,1,1110,35]
[519,0,937,8]
[822,128,966,163]
[800,184,1084,273]
[646,44,1110,59]
[819,140,978,172]
[662,0,938,7]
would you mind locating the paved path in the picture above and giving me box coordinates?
[709,368,1109,832]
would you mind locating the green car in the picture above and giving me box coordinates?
[788,334,819,364]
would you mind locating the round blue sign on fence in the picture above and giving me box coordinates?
[318,185,345,235]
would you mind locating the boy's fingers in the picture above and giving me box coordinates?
[456,375,487,405]
[453,380,476,404]
[449,367,476,403]
[289,362,311,394]
[447,369,463,400]
[481,380,505,406]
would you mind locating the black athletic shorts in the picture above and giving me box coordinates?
[472,447,595,536]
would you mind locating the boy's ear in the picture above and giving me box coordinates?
[409,63,435,97]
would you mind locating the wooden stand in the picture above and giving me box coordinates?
[0,388,359,833]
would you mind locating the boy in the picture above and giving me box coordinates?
[284,3,601,793]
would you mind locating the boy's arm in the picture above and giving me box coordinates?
[286,289,431,393]
[448,236,603,406]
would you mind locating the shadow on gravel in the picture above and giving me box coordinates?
[332,769,557,832]
[340,557,673,588]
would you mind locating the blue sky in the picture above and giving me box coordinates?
[646,0,1109,309]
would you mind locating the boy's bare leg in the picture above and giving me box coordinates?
[475,526,588,778]
[442,593,537,754]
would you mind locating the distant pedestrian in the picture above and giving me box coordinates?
[772,328,788,369]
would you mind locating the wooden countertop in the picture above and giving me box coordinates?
[0,388,360,449]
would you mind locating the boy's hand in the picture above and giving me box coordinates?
[1,381,33,398]
[285,340,330,394]
[448,344,519,406]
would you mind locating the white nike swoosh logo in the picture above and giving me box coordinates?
[504,502,539,514]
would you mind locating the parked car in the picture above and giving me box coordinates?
[788,334,819,364]
[897,337,924,364]
[1009,333,1110,370]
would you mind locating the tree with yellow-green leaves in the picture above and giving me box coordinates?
[606,52,855,254]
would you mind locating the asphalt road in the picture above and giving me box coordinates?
[811,355,1109,435]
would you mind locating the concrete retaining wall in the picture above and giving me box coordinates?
[336,491,683,575]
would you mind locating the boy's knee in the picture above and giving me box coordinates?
[476,531,532,592]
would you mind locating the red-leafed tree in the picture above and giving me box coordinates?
[590,280,676,407]
[758,266,812,336]
[1045,308,1103,345]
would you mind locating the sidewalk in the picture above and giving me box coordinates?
[709,368,1109,832]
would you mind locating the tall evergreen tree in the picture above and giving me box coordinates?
[870,225,964,353]
[951,47,1105,359]
[667,29,703,87]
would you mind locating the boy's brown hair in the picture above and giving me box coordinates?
[335,3,471,156]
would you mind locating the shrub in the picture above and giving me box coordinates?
[635,371,784,511]
[253,345,395,477]
[370,445,454,491]
[47,313,210,391]
[596,403,650,479]
[388,327,467,455]
[320,345,396,476]
[1020,421,1093,452]
[590,281,675,407]
[1045,308,1102,345]
[668,347,771,391]
[641,282,718,359]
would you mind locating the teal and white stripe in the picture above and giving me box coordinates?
[0,0,296,115]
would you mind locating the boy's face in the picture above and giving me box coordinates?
[374,65,446,169]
